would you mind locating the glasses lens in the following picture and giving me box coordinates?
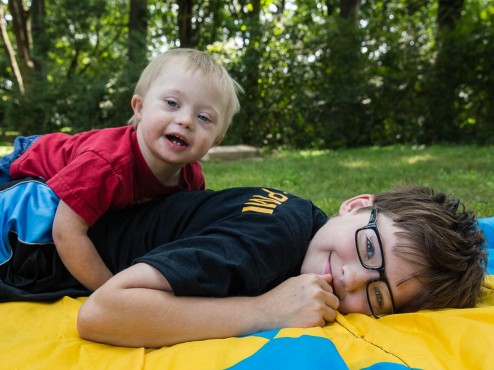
[356,228,383,268]
[367,280,393,317]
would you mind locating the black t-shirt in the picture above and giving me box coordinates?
[132,187,327,297]
[0,187,328,301]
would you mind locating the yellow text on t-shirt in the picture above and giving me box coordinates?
[241,188,288,215]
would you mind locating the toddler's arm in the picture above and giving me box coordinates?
[77,263,339,348]
[52,201,113,291]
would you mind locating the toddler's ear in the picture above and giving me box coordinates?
[131,95,143,119]
[339,194,375,215]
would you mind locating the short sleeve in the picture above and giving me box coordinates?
[135,234,267,297]
[47,152,128,226]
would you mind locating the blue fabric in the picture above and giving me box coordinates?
[0,180,59,264]
[250,329,280,340]
[0,135,41,184]
[478,217,494,274]
[362,364,419,370]
[228,334,349,370]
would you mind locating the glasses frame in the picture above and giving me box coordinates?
[355,206,397,318]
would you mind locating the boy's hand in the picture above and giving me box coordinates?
[255,274,339,329]
[79,268,338,347]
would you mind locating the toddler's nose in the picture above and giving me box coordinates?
[177,111,194,129]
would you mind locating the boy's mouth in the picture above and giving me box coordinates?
[325,252,332,275]
[327,252,336,293]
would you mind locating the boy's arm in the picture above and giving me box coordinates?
[77,263,339,348]
[53,201,113,291]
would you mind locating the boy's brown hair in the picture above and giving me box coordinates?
[373,184,487,312]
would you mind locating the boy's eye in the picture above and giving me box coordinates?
[372,286,384,308]
[366,238,375,259]
[367,280,393,316]
[357,228,382,267]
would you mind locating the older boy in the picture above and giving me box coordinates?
[0,49,242,291]
[0,179,487,347]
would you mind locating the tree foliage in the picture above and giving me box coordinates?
[1,0,493,148]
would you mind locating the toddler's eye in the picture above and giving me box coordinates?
[197,114,211,122]
[165,100,179,108]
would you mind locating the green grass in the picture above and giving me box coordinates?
[202,145,494,217]
[1,143,493,217]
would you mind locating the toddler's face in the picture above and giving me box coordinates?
[132,60,228,169]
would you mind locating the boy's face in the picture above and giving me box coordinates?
[301,195,424,317]
[132,60,228,172]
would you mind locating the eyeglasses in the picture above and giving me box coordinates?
[355,207,396,318]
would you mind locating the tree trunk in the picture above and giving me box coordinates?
[129,0,148,66]
[2,0,49,133]
[31,0,47,77]
[7,0,33,88]
[340,0,360,23]
[237,0,261,144]
[425,0,465,142]
[177,0,196,47]
[3,0,46,92]
[322,0,368,147]
[437,0,464,31]
[325,0,337,16]
[0,3,24,94]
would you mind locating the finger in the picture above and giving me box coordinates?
[316,274,334,293]
[320,273,333,283]
[325,291,339,310]
[323,307,338,323]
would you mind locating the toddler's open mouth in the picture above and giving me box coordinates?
[166,134,189,147]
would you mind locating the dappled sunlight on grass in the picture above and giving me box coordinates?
[269,149,333,160]
[404,154,434,164]
[298,150,332,158]
[340,160,371,169]
[336,151,434,168]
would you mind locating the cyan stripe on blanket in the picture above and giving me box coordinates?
[477,217,494,274]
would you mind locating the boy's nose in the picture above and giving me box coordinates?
[342,263,380,292]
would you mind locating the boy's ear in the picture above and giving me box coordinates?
[339,194,376,215]
[131,95,143,119]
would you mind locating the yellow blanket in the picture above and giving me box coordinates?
[2,275,493,370]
